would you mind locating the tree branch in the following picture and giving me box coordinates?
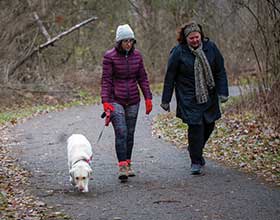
[266,0,280,14]
[33,12,51,41]
[38,16,97,50]
[26,0,51,41]
[7,16,98,78]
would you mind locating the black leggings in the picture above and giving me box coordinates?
[111,102,139,162]
[187,120,215,165]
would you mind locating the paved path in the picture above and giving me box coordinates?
[10,92,280,220]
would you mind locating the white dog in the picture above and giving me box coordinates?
[67,134,93,192]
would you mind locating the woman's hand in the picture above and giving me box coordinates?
[160,103,170,112]
[102,103,114,126]
[218,95,228,103]
[103,102,114,112]
[145,99,153,114]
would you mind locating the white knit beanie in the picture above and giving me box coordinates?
[115,24,135,42]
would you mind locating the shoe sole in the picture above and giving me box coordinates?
[191,167,205,175]
[119,175,128,182]
[191,171,202,175]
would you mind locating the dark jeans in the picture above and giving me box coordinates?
[111,102,139,162]
[188,120,215,165]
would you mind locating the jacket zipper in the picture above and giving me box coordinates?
[125,51,130,103]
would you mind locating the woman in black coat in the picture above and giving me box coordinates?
[161,21,229,175]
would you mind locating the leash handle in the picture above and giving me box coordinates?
[101,111,111,126]
[101,112,106,118]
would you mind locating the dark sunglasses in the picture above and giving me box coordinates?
[122,39,134,43]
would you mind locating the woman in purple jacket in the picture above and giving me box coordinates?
[101,24,153,182]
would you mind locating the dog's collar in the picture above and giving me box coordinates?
[72,156,93,167]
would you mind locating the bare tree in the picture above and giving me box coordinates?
[7,15,98,79]
[128,0,197,82]
[227,0,280,127]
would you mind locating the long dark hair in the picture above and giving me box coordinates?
[176,21,205,44]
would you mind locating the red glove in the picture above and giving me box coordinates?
[103,102,114,112]
[145,99,152,115]
[103,103,114,126]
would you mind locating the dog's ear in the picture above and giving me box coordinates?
[69,168,75,179]
[69,168,76,185]
[87,167,93,176]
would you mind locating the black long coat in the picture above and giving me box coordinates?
[161,39,229,125]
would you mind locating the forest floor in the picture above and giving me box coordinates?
[0,88,279,220]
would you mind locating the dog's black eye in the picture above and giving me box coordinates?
[82,177,86,180]
[75,177,79,180]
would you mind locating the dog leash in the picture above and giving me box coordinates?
[96,111,152,145]
[96,124,106,145]
[95,111,110,145]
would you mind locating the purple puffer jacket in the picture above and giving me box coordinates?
[101,47,152,106]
